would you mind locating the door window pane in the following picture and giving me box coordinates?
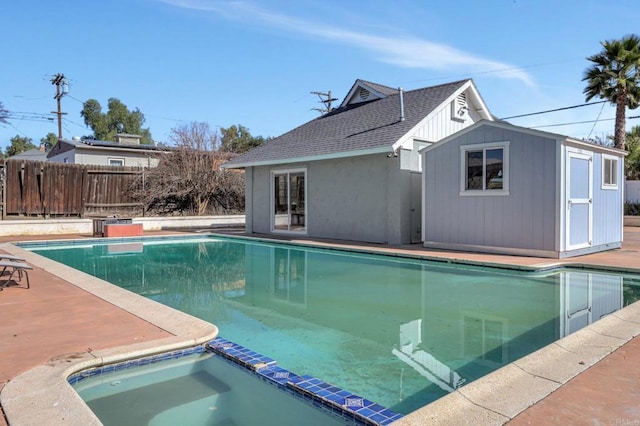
[273,171,306,232]
[466,151,483,190]
[485,149,503,190]
[274,174,288,230]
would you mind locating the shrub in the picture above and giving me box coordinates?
[625,202,640,216]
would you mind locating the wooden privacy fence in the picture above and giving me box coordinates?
[0,159,145,219]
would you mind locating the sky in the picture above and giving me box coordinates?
[2,0,640,151]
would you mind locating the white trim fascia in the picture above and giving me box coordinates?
[555,139,564,253]
[222,146,390,169]
[421,119,570,156]
[339,80,394,108]
[76,145,169,155]
[465,81,493,120]
[440,119,627,158]
[563,138,628,157]
[393,81,481,152]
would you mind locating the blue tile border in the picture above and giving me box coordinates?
[67,345,205,386]
[206,337,403,426]
[68,337,403,426]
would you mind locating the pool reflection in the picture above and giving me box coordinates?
[30,238,640,414]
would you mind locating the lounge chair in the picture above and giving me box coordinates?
[0,254,25,262]
[0,260,32,289]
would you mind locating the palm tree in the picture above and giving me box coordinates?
[583,34,640,150]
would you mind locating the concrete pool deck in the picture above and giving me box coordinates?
[1,228,639,425]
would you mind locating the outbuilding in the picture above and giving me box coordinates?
[421,120,627,258]
[224,78,494,245]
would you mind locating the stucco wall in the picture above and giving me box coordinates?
[49,148,160,167]
[423,126,558,252]
[248,154,412,244]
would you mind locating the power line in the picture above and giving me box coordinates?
[65,94,85,104]
[501,101,608,120]
[530,115,640,129]
[62,117,88,129]
[587,102,606,139]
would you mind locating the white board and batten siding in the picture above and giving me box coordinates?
[399,88,485,173]
[422,120,626,258]
[409,96,484,143]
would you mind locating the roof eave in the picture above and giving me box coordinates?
[420,119,628,157]
[222,146,391,169]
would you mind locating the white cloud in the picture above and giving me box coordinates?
[158,0,534,86]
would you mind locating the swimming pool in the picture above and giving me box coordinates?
[26,235,640,415]
[70,341,391,426]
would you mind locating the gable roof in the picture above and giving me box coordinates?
[225,79,485,168]
[7,148,48,161]
[421,119,627,157]
[47,138,170,159]
[340,79,400,107]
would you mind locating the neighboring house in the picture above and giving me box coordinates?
[421,120,626,258]
[224,78,494,244]
[7,145,48,162]
[47,134,169,167]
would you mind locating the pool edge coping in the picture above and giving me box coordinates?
[0,243,220,426]
[2,235,640,426]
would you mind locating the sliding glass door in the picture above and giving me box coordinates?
[272,169,306,233]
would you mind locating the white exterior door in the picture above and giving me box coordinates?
[566,150,593,250]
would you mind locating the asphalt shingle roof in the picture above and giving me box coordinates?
[225,79,469,168]
[67,138,169,151]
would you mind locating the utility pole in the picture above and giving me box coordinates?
[311,91,338,115]
[51,73,68,139]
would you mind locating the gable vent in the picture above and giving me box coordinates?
[358,87,370,100]
[451,92,469,120]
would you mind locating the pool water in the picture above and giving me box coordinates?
[29,236,640,414]
[73,350,347,426]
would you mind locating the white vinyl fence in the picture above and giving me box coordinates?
[627,180,640,203]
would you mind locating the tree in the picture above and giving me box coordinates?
[583,34,640,149]
[132,122,244,215]
[80,98,153,144]
[625,126,640,179]
[40,132,58,151]
[6,135,36,157]
[219,124,267,154]
[0,101,8,124]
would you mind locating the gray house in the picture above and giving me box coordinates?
[47,134,169,167]
[224,78,494,244]
[421,120,626,258]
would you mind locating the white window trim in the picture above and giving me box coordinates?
[270,167,307,235]
[601,154,619,190]
[459,141,510,196]
[108,157,125,166]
